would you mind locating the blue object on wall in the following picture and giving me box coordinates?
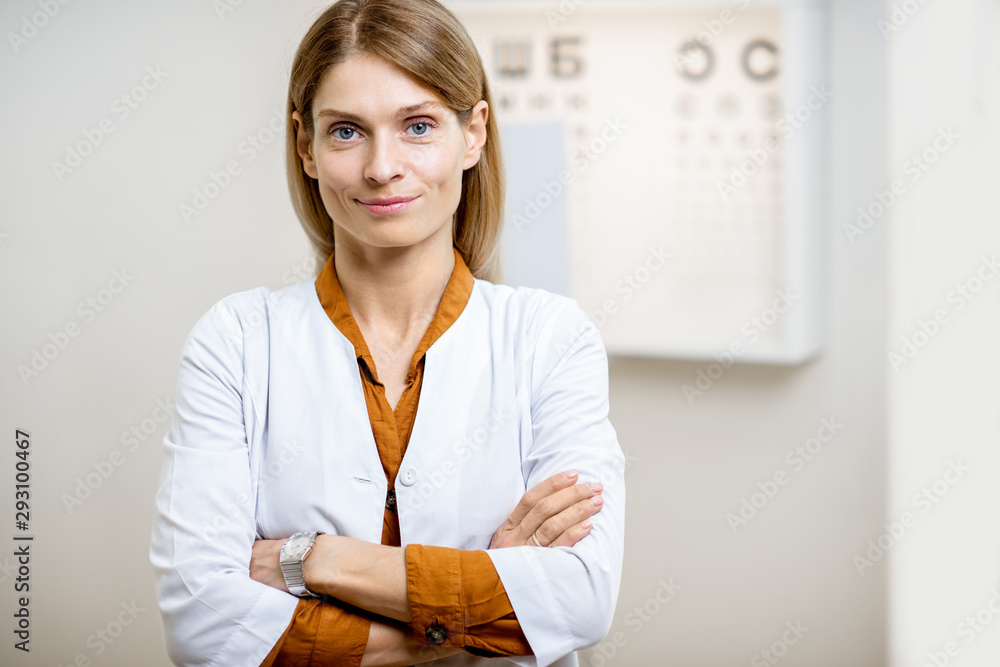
[498,121,570,297]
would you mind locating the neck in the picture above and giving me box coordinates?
[333,232,455,342]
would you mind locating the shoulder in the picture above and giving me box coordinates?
[472,278,603,367]
[182,279,314,352]
[473,275,580,322]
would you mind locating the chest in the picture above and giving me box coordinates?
[358,313,431,412]
[368,344,418,412]
[249,318,532,549]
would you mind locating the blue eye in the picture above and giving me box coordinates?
[409,119,440,135]
[327,121,433,140]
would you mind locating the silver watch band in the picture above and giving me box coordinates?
[280,531,324,598]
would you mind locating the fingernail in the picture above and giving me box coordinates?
[564,470,578,479]
[591,495,603,506]
[581,520,593,530]
[588,482,602,493]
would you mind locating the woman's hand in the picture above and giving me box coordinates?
[249,539,288,592]
[489,470,603,549]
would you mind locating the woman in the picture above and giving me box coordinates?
[149,1,625,665]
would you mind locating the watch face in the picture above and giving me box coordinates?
[283,533,313,559]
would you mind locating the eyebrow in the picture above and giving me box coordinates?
[316,101,444,123]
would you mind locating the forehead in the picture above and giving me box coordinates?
[313,52,447,121]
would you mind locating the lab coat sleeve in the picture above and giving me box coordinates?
[486,298,626,667]
[149,295,300,667]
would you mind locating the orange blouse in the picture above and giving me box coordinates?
[260,247,533,666]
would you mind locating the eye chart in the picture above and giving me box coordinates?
[453,0,828,363]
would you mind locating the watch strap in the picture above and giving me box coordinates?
[280,531,324,598]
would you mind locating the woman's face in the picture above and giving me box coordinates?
[293,53,488,255]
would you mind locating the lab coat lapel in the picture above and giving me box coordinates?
[397,286,525,550]
[254,290,386,543]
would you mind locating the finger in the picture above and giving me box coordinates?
[546,519,595,549]
[503,470,579,528]
[533,493,603,546]
[520,481,602,539]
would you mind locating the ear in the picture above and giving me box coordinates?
[461,100,489,171]
[292,110,319,180]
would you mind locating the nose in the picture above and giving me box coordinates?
[364,133,405,185]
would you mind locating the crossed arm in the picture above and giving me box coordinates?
[152,294,624,667]
[249,470,605,666]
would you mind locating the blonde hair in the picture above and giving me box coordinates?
[285,0,504,282]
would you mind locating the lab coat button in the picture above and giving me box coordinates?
[386,489,397,512]
[399,468,417,486]
[426,624,448,644]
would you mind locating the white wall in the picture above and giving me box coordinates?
[885,0,1000,665]
[1,1,316,664]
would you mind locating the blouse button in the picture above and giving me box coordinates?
[386,489,397,512]
[399,468,417,486]
[425,624,448,644]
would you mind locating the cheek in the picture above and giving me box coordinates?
[315,152,359,193]
[412,142,464,187]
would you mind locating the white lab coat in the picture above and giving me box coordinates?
[149,273,626,667]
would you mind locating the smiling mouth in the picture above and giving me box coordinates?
[357,196,418,215]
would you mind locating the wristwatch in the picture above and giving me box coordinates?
[280,531,324,598]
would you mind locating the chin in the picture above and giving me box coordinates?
[360,228,437,250]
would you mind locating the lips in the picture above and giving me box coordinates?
[357,195,418,215]
[359,196,416,205]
